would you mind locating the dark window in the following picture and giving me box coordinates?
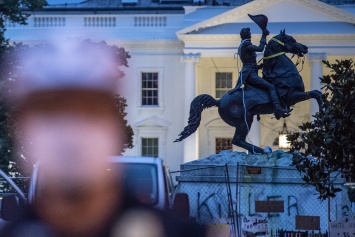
[119,163,158,206]
[142,72,158,105]
[142,138,159,157]
[216,137,233,154]
[215,72,233,98]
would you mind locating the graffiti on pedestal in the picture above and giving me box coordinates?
[194,191,354,226]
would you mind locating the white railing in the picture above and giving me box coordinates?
[33,17,66,27]
[4,18,17,28]
[14,15,168,28]
[134,16,167,27]
[84,17,116,27]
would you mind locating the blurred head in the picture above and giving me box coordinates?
[18,90,122,236]
[9,40,124,236]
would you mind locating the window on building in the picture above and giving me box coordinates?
[215,72,233,98]
[142,138,159,157]
[142,72,158,106]
[215,138,233,154]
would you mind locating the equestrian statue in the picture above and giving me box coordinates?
[174,14,323,154]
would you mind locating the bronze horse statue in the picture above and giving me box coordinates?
[174,30,323,154]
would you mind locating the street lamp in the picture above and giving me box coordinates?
[279,118,290,149]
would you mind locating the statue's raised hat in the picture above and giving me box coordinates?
[248,14,268,31]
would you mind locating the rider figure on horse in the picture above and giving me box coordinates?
[230,27,291,119]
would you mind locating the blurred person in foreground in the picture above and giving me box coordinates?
[0,40,212,237]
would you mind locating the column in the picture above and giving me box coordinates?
[180,53,200,163]
[307,53,326,121]
[248,116,260,148]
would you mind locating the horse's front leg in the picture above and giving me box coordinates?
[306,90,323,111]
[287,90,323,111]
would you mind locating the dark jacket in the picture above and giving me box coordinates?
[236,35,267,88]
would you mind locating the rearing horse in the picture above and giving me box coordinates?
[175,30,323,154]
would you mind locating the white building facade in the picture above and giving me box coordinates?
[5,0,355,171]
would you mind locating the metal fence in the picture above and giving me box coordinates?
[170,163,350,237]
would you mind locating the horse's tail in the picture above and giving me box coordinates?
[174,94,218,142]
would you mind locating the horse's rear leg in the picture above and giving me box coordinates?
[232,118,264,154]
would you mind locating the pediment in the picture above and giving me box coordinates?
[133,116,171,128]
[178,0,355,35]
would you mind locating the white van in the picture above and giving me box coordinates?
[1,156,189,224]
[28,156,175,210]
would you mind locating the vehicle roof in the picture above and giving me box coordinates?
[111,156,163,165]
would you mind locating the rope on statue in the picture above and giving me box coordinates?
[291,54,305,72]
[296,56,305,72]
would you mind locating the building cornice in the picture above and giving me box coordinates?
[178,34,355,42]
[179,34,355,57]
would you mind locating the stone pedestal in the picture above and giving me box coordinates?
[174,150,349,234]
